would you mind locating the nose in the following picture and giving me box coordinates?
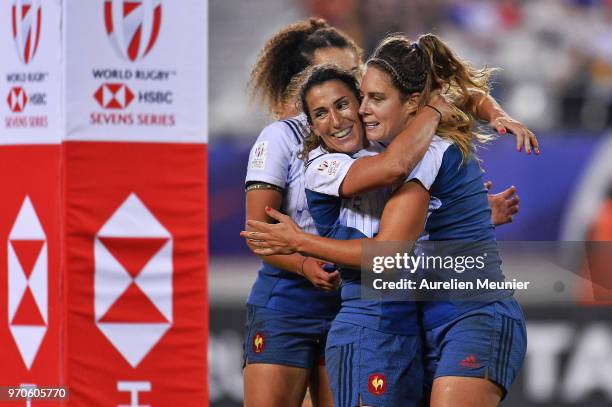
[329,109,342,128]
[359,97,369,116]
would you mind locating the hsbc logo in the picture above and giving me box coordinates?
[104,0,162,62]
[11,0,42,65]
[7,86,28,113]
[94,83,134,109]
[8,196,48,370]
[94,193,173,367]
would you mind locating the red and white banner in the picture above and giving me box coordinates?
[63,1,208,406]
[64,0,207,142]
[1,1,208,406]
[0,0,62,144]
[0,1,63,404]
[64,143,208,406]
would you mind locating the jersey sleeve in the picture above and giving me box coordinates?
[305,189,367,240]
[404,139,449,191]
[245,121,295,189]
[304,153,356,197]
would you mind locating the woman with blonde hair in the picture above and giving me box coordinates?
[244,33,535,406]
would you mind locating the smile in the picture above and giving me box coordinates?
[332,126,353,139]
[364,121,379,130]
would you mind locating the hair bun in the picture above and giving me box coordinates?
[308,17,328,30]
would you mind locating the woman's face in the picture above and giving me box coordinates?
[306,79,364,154]
[359,66,413,143]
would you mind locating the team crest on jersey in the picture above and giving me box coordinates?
[316,159,341,178]
[249,141,267,170]
[252,332,265,353]
[368,373,387,396]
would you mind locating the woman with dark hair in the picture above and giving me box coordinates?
[244,19,531,406]
[244,19,456,407]
[244,33,536,406]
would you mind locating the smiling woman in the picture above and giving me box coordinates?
[243,34,538,407]
[299,66,365,159]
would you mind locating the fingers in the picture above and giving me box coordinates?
[500,185,517,199]
[252,248,275,256]
[496,122,507,135]
[523,130,532,155]
[529,131,540,155]
[484,181,492,191]
[240,230,271,241]
[246,219,274,232]
[265,206,289,222]
[515,128,523,152]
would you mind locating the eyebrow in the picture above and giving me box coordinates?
[334,96,349,104]
[312,95,349,113]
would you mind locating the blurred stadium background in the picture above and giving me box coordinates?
[208,1,612,406]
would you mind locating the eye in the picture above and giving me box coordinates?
[314,110,327,119]
[337,100,349,110]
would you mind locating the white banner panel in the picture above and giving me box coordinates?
[64,0,207,143]
[0,0,62,145]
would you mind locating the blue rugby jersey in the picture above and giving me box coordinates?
[407,136,511,328]
[245,115,340,318]
[304,143,420,335]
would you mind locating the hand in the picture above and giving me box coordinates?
[486,181,519,226]
[240,206,303,255]
[489,114,540,155]
[301,258,341,292]
[427,92,456,122]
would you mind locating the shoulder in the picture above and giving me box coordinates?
[305,150,356,195]
[404,136,453,190]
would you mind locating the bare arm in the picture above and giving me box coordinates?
[340,90,539,198]
[339,108,441,197]
[245,188,339,291]
[466,89,540,154]
[242,182,430,268]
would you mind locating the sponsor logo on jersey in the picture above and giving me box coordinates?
[368,373,387,395]
[249,141,267,170]
[316,159,341,178]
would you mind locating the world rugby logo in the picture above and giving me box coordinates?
[11,0,42,65]
[104,0,162,62]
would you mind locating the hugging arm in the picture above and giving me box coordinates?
[245,187,339,291]
[242,181,430,268]
[340,93,539,199]
[466,88,539,154]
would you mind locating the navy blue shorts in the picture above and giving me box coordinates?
[423,298,527,399]
[326,321,423,407]
[243,304,333,369]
